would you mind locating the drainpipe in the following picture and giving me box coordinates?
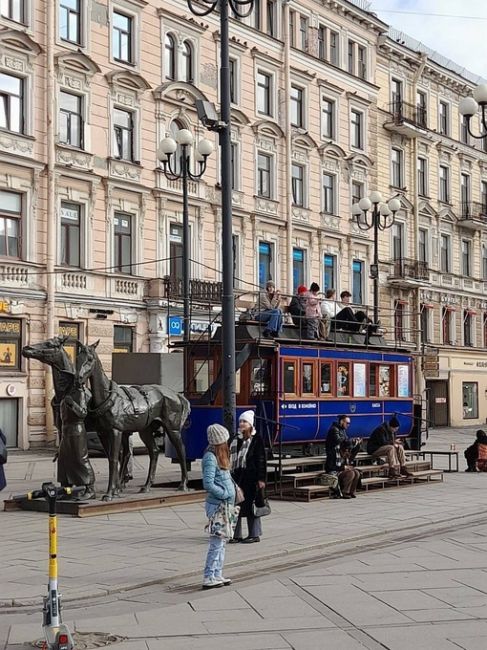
[45,0,56,442]
[283,1,293,295]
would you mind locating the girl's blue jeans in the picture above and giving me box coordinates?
[204,502,226,579]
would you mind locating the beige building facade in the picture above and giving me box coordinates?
[0,0,486,445]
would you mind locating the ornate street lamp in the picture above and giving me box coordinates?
[158,129,213,358]
[351,192,402,324]
[459,84,487,139]
[187,0,256,434]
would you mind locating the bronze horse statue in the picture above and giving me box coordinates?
[77,340,190,501]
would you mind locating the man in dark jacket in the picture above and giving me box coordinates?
[367,416,411,478]
[325,415,350,473]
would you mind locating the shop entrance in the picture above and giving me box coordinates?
[426,380,449,427]
[0,398,18,446]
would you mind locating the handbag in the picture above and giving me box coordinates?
[252,488,271,517]
[232,478,245,505]
[206,502,241,540]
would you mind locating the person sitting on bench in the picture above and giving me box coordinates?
[464,429,487,472]
[367,416,412,479]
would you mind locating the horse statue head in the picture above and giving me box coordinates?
[22,336,74,374]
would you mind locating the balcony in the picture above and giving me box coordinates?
[456,202,487,230]
[383,101,428,137]
[147,277,223,304]
[388,258,430,288]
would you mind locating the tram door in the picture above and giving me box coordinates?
[426,380,449,427]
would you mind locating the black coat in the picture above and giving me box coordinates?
[289,296,306,321]
[232,434,267,517]
[325,422,347,473]
[367,423,394,455]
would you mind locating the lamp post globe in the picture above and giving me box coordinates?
[473,83,487,105]
[158,137,177,157]
[388,198,401,213]
[369,190,383,205]
[198,138,214,157]
[359,197,372,212]
[175,128,194,146]
[459,96,478,117]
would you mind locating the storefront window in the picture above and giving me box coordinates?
[337,362,350,397]
[320,362,332,395]
[379,365,391,397]
[463,382,478,419]
[59,322,80,364]
[0,318,21,371]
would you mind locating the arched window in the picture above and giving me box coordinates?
[182,41,193,82]
[164,33,176,81]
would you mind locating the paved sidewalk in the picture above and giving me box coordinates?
[0,426,482,610]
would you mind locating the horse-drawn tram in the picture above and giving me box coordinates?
[164,322,417,464]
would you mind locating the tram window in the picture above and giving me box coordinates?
[379,365,391,397]
[302,362,314,394]
[353,363,366,397]
[320,362,332,395]
[283,361,296,394]
[251,359,270,395]
[337,362,350,397]
[397,364,410,397]
[369,364,378,397]
[192,360,214,393]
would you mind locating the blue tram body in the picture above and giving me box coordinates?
[168,324,415,461]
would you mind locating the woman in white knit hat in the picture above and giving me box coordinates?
[201,423,235,589]
[229,410,267,543]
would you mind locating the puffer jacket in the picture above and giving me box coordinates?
[202,449,235,505]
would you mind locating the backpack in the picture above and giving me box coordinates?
[0,435,7,465]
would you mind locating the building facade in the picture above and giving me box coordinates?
[0,0,485,446]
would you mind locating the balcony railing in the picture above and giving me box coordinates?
[387,100,427,129]
[389,258,430,282]
[458,201,487,223]
[149,277,223,303]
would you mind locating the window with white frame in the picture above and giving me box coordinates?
[394,299,406,341]
[420,304,431,344]
[0,189,22,259]
[232,233,241,285]
[460,115,470,145]
[0,72,24,134]
[391,147,403,188]
[291,162,305,207]
[347,40,355,75]
[357,45,366,80]
[482,181,487,213]
[181,40,194,83]
[299,15,308,52]
[1,0,24,23]
[442,306,454,344]
[258,240,274,286]
[416,90,427,127]
[440,233,451,272]
[482,244,487,280]
[292,247,306,293]
[230,141,239,191]
[324,253,336,291]
[351,180,363,205]
[253,0,261,30]
[59,0,82,44]
[113,107,134,161]
[392,222,404,261]
[112,10,134,64]
[330,30,339,65]
[257,70,272,116]
[462,239,472,277]
[229,57,238,104]
[391,78,402,110]
[461,173,471,215]
[113,212,133,274]
[419,228,428,264]
[59,91,83,148]
[463,310,474,347]
[169,223,183,282]
[350,109,363,149]
[352,259,363,305]
[257,152,273,199]
[60,201,82,268]
[322,172,336,214]
[290,85,304,128]
[417,156,427,196]
[439,100,449,135]
[164,33,176,81]
[321,96,335,140]
[289,10,296,48]
[266,0,276,37]
[439,165,449,202]
[318,25,326,60]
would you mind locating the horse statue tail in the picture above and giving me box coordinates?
[178,393,191,429]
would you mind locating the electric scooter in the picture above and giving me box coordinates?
[14,482,85,650]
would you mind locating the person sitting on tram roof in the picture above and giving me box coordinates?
[289,285,307,330]
[304,282,322,340]
[254,280,283,338]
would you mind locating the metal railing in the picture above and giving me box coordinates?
[458,201,487,222]
[389,258,429,282]
[163,276,223,303]
[387,100,427,129]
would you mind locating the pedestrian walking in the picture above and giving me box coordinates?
[202,424,236,590]
[230,410,267,544]
[0,428,8,491]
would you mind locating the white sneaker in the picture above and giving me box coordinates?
[215,576,232,586]
[202,577,224,590]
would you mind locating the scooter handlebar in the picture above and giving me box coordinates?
[13,485,87,502]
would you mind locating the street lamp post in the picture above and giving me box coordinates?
[459,84,487,140]
[187,0,255,434]
[158,129,213,388]
[351,192,401,325]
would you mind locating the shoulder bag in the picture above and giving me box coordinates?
[252,488,271,517]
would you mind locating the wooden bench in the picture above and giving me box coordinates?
[293,484,330,501]
[361,476,392,490]
[406,469,444,483]
[285,471,326,487]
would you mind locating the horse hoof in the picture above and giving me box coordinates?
[139,486,150,494]
[102,494,113,502]
[177,483,189,492]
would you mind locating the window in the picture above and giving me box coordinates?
[59,91,83,148]
[379,365,391,397]
[482,245,487,280]
[0,190,21,259]
[1,0,24,23]
[252,0,261,30]
[169,223,183,282]
[59,322,80,363]
[164,33,176,80]
[417,157,427,196]
[291,163,305,207]
[182,41,193,83]
[337,362,350,397]
[0,318,21,371]
[168,119,184,174]
[60,0,81,43]
[461,173,471,214]
[113,108,134,161]
[299,16,308,51]
[60,202,81,267]
[463,382,478,419]
[232,233,240,284]
[283,360,296,394]
[439,101,449,135]
[442,306,454,344]
[330,30,339,65]
[320,362,332,395]
[113,213,133,274]
[292,248,305,293]
[324,253,336,291]
[419,228,428,264]
[439,165,449,202]
[391,78,402,111]
[369,364,377,397]
[250,358,270,395]
[351,109,363,149]
[420,304,431,344]
[257,152,272,199]
[352,259,363,305]
[416,90,427,127]
[462,239,472,276]
[266,0,276,37]
[258,241,273,286]
[351,180,363,205]
[230,142,238,190]
[257,70,272,116]
[0,72,23,134]
[347,40,355,74]
[358,46,366,79]
[440,233,451,273]
[112,10,133,63]
[482,181,487,213]
[321,97,335,139]
[461,115,470,145]
[290,85,304,127]
[391,147,403,188]
[318,25,326,60]
[484,313,487,347]
[113,325,134,353]
[229,57,237,104]
[392,222,404,261]
[302,361,315,394]
[289,10,295,48]
[394,300,406,341]
[353,363,366,397]
[191,360,214,393]
[464,310,474,347]
[322,172,335,214]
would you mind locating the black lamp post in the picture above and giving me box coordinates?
[158,129,213,358]
[352,192,401,325]
[187,0,255,435]
[459,84,487,139]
